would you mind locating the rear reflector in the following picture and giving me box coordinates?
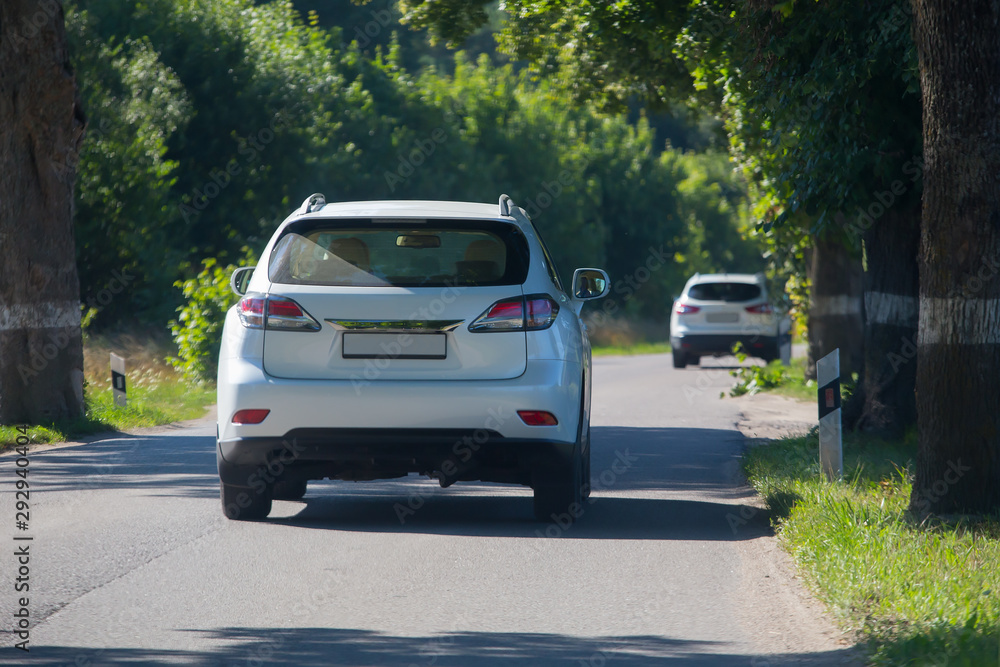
[517,410,559,426]
[232,409,270,424]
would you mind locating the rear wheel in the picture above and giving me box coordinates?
[220,481,272,521]
[273,480,307,500]
[532,451,582,523]
[672,350,688,369]
[532,397,586,522]
[760,340,780,364]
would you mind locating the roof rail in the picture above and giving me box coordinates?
[302,193,326,214]
[499,194,514,216]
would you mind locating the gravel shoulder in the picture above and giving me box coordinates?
[727,390,863,664]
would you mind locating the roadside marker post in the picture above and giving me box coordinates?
[816,349,842,481]
[110,353,127,407]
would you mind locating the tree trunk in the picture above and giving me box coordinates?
[909,0,1000,515]
[806,235,864,381]
[843,205,920,438]
[0,0,86,423]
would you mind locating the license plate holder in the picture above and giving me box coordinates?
[342,332,447,360]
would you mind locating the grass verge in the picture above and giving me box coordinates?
[1,332,215,450]
[592,341,672,356]
[744,430,1000,665]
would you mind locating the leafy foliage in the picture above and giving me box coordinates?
[168,253,253,384]
[727,342,787,397]
[67,0,760,332]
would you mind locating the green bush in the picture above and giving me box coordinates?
[168,255,251,384]
[727,342,787,397]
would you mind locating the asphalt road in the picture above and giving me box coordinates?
[1,354,859,666]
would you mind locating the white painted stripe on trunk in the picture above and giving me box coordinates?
[919,297,1000,345]
[811,295,862,317]
[865,292,919,327]
[0,301,81,331]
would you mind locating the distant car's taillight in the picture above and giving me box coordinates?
[745,303,774,315]
[675,303,700,315]
[469,295,560,332]
[237,295,320,331]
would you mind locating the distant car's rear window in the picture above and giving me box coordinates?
[687,282,762,302]
[268,219,530,287]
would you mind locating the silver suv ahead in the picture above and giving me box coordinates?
[669,273,785,369]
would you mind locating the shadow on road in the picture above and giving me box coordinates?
[21,627,858,666]
[25,425,774,540]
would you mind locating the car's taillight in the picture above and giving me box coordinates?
[232,409,270,424]
[745,303,774,315]
[238,297,265,328]
[267,297,321,330]
[675,303,700,315]
[469,295,560,332]
[517,410,559,426]
[237,295,320,331]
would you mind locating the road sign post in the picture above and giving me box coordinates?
[817,349,842,481]
[110,353,127,407]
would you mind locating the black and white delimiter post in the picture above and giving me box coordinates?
[111,353,127,408]
[817,349,842,481]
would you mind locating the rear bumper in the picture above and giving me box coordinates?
[217,356,582,446]
[671,333,778,357]
[217,429,575,487]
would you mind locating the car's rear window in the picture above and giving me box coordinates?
[268,219,530,287]
[687,282,762,302]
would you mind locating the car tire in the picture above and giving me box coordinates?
[580,402,592,502]
[220,481,272,521]
[761,340,780,364]
[273,480,307,500]
[672,350,688,369]
[532,426,584,524]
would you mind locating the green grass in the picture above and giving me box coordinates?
[769,356,817,401]
[744,431,1000,665]
[1,334,215,450]
[592,341,672,356]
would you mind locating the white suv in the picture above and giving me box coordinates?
[217,194,609,522]
[669,273,785,368]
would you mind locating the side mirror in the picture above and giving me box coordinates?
[572,268,610,300]
[230,266,255,297]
